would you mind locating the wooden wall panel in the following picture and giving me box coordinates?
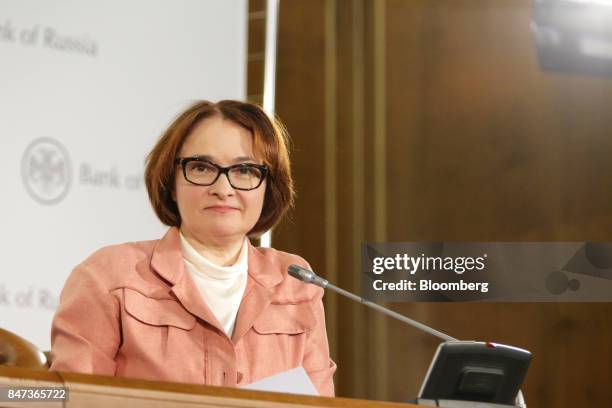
[384,1,612,407]
[258,0,612,406]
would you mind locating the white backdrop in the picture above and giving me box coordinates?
[0,0,247,349]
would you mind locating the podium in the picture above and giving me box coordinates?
[0,366,418,408]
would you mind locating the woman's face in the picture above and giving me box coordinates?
[173,115,266,244]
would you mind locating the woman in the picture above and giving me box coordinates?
[49,100,336,396]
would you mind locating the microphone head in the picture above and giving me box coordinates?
[288,264,316,283]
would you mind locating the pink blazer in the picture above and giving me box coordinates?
[50,227,336,396]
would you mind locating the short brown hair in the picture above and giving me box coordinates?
[145,100,295,237]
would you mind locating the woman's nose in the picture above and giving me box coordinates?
[209,173,235,196]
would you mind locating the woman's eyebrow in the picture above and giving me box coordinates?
[191,154,257,163]
[231,155,258,163]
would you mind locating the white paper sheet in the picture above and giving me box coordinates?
[240,366,319,396]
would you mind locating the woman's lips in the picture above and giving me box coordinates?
[205,205,239,213]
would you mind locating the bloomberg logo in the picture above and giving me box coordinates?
[21,137,72,205]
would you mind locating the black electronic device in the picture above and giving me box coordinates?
[417,341,531,407]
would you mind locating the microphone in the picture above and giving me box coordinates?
[288,263,529,408]
[288,264,457,342]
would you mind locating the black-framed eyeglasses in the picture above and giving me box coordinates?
[175,157,268,191]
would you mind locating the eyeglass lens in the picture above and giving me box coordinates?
[185,161,263,189]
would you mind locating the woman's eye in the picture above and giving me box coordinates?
[231,165,261,178]
[190,163,214,173]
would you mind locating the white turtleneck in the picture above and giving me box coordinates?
[179,232,249,338]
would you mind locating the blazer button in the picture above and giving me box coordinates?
[237,371,244,383]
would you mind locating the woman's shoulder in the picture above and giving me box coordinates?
[253,245,310,267]
[252,246,324,301]
[86,238,158,261]
[69,238,161,289]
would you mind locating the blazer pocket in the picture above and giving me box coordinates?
[252,302,317,335]
[123,289,196,330]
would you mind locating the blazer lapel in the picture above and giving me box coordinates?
[150,227,225,335]
[231,240,284,344]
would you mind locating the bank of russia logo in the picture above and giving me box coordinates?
[21,138,72,204]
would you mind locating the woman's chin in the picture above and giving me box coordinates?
[197,224,246,241]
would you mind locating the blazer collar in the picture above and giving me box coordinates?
[150,227,285,344]
[151,227,284,289]
[150,227,184,285]
[245,238,285,288]
[231,238,285,343]
[150,227,223,334]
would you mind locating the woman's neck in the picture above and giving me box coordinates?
[180,228,245,266]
